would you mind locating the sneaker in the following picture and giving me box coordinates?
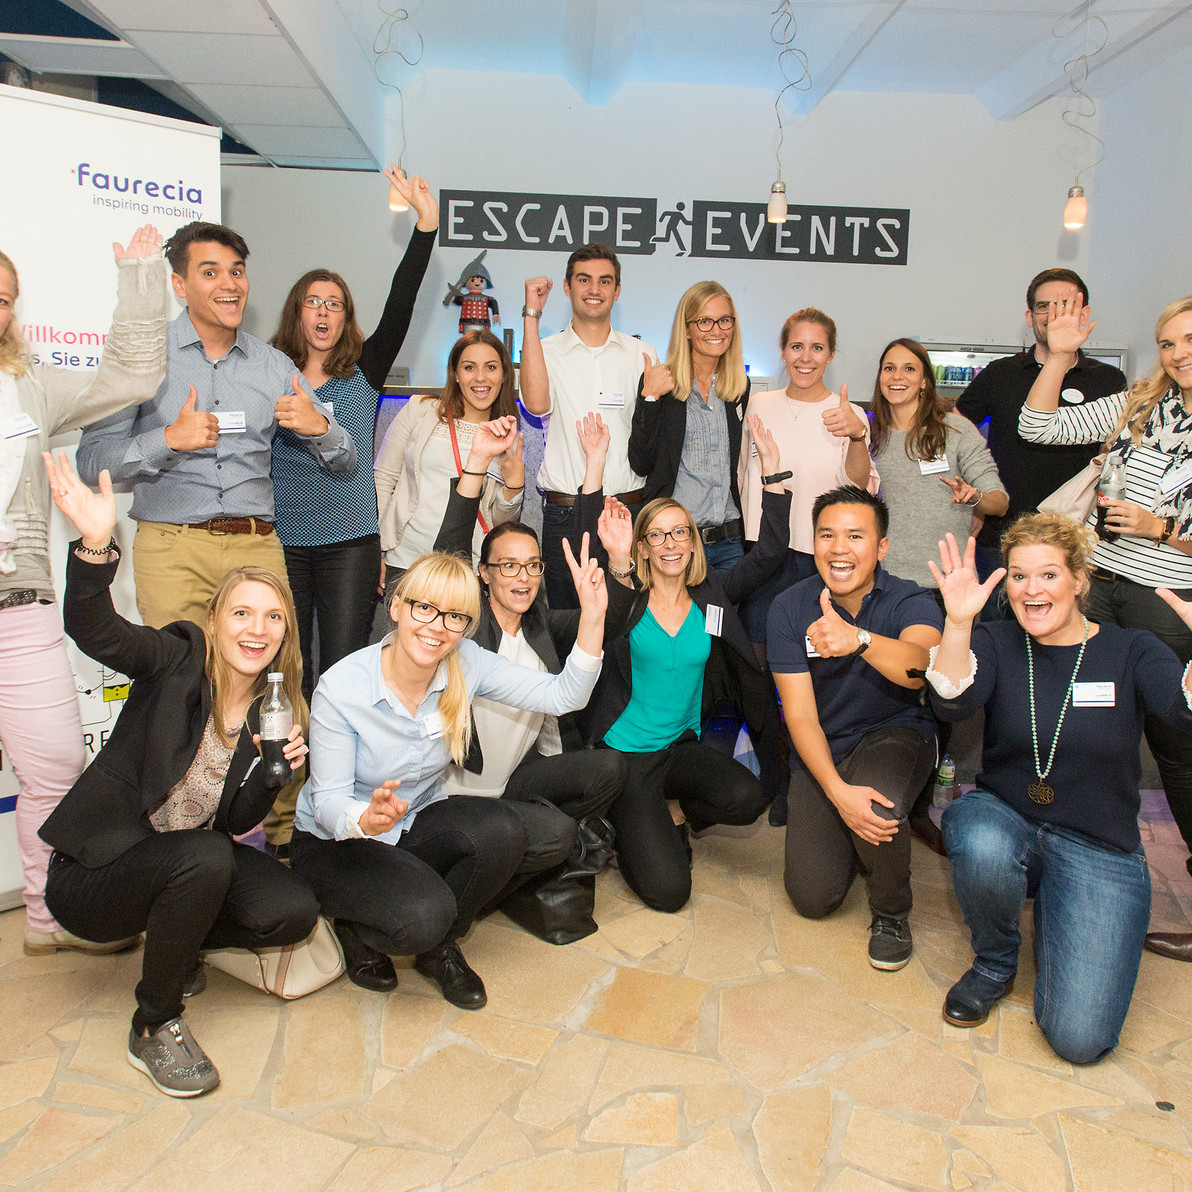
[183,961,206,998]
[127,1017,220,1097]
[24,927,140,957]
[868,915,913,971]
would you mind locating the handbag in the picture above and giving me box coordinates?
[1038,453,1106,522]
[203,914,345,999]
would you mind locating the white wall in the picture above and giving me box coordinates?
[223,71,1101,397]
[1089,41,1192,386]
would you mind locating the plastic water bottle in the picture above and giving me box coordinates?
[259,673,292,789]
[932,755,959,810]
[1095,459,1127,543]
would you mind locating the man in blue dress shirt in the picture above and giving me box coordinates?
[78,221,354,628]
[768,486,943,972]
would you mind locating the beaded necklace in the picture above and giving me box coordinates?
[1025,615,1089,805]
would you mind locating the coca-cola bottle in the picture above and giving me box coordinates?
[1095,459,1127,542]
[259,673,293,788]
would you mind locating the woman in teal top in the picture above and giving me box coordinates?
[580,416,793,911]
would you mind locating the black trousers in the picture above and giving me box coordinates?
[784,727,936,921]
[283,534,381,699]
[606,733,768,913]
[46,832,319,1034]
[289,795,527,959]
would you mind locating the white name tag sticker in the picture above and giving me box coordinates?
[805,635,821,658]
[1060,387,1086,405]
[919,455,949,475]
[1072,681,1115,707]
[1160,462,1192,496]
[597,390,625,408]
[0,412,39,440]
[424,711,445,740]
[215,410,247,434]
[705,604,723,637]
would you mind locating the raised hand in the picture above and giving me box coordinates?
[563,533,608,618]
[359,779,408,836]
[821,383,867,441]
[499,431,525,492]
[43,450,116,549]
[524,276,552,310]
[164,385,219,452]
[807,588,864,658]
[468,414,519,467]
[405,173,438,229]
[1158,587,1192,631]
[275,374,330,437]
[748,412,782,478]
[597,495,634,561]
[113,224,163,262]
[939,475,980,506]
[1044,297,1095,356]
[927,532,1004,623]
[577,411,610,460]
[640,353,674,399]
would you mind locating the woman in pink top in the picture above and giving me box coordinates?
[738,308,879,648]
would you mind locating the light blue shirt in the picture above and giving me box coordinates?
[295,636,603,844]
[77,310,354,522]
[671,379,738,529]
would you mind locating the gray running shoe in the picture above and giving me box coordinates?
[127,1017,219,1097]
[868,915,913,971]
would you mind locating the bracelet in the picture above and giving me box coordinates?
[847,432,867,442]
[461,468,488,477]
[521,306,543,319]
[966,490,983,507]
[502,483,525,492]
[608,559,636,579]
[76,538,118,557]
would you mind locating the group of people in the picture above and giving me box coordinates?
[5,168,1192,1097]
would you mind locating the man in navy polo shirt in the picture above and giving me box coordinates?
[768,486,943,970]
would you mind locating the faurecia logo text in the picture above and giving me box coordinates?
[72,163,203,204]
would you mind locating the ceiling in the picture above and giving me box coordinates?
[3,0,1191,169]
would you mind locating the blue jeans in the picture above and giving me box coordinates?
[943,789,1150,1064]
[703,534,744,571]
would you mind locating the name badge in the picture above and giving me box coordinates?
[1072,681,1115,707]
[1060,387,1086,405]
[805,635,821,658]
[919,455,949,475]
[705,604,723,637]
[0,412,39,440]
[597,390,625,408]
[215,410,247,434]
[424,711,445,739]
[1160,462,1192,496]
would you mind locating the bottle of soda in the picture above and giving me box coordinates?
[259,673,293,789]
[1095,459,1127,542]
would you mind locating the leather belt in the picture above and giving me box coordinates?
[544,488,645,509]
[192,517,274,536]
[1090,566,1123,583]
[0,589,39,610]
[699,518,744,546]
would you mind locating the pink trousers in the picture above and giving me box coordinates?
[0,601,86,932]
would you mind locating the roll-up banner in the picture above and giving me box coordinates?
[0,84,221,910]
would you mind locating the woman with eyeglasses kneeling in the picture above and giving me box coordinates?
[289,519,608,1008]
[927,519,1192,1062]
[576,416,791,913]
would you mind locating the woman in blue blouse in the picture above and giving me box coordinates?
[269,169,437,696]
[289,525,608,1009]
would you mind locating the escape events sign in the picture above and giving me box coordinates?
[440,190,909,265]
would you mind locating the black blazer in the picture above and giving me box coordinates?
[628,377,751,510]
[432,483,637,775]
[39,547,278,868]
[575,488,791,801]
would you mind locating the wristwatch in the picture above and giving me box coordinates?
[854,628,872,656]
[1158,515,1177,544]
[521,306,543,319]
[761,469,793,485]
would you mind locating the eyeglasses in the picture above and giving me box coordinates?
[688,315,735,332]
[643,525,692,547]
[489,559,546,577]
[404,599,473,633]
[301,295,346,313]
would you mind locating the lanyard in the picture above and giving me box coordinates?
[447,415,490,535]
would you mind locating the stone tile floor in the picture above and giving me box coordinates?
[1,793,1191,1191]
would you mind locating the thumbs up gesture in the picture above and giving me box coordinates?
[821,383,867,441]
[640,352,674,399]
[807,587,865,658]
[164,385,219,451]
[275,374,330,437]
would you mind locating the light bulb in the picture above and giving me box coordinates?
[389,183,409,213]
[1063,184,1086,230]
[767,180,787,224]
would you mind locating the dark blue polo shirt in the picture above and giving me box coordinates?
[767,566,943,766]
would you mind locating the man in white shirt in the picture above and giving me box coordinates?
[520,244,657,607]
